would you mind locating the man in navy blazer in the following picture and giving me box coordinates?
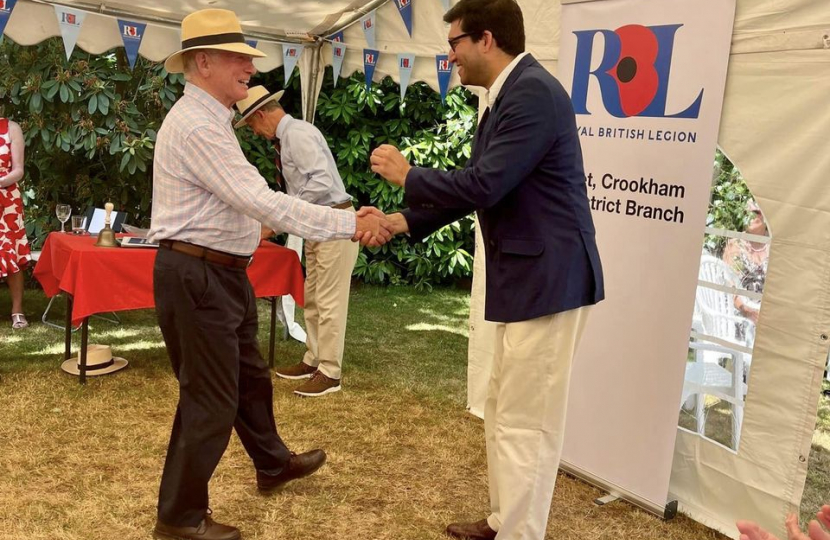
[370,0,604,538]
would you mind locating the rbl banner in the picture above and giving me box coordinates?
[363,49,379,91]
[54,6,87,60]
[394,0,413,37]
[398,53,415,100]
[361,12,376,48]
[0,0,17,41]
[331,32,346,87]
[436,55,453,103]
[282,44,304,85]
[571,24,703,119]
[117,19,147,69]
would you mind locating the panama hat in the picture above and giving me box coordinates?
[164,9,265,74]
[234,85,284,128]
[61,344,128,377]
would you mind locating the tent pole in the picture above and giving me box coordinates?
[304,41,324,125]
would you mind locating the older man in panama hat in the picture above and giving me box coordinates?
[235,86,359,398]
[148,8,392,540]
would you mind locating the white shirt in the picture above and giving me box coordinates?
[149,84,355,256]
[485,51,531,108]
[276,114,351,207]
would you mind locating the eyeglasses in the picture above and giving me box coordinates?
[447,32,482,52]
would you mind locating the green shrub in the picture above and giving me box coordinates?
[0,38,479,289]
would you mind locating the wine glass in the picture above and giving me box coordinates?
[56,204,72,233]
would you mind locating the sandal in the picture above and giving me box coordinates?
[11,313,28,329]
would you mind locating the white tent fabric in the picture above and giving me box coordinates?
[4,0,830,538]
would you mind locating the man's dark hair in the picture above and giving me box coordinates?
[443,0,525,56]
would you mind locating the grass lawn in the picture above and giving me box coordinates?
[0,283,808,539]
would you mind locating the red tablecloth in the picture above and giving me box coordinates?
[34,233,305,325]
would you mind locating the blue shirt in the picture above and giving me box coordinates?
[275,114,351,207]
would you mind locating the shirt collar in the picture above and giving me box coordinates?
[485,51,530,109]
[183,83,236,124]
[275,113,295,141]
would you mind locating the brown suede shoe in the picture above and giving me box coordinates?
[274,361,317,380]
[153,512,240,540]
[257,449,327,493]
[274,361,316,380]
[294,371,341,397]
[445,519,497,540]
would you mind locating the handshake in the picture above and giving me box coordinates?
[346,143,414,246]
[351,143,415,246]
[352,207,408,247]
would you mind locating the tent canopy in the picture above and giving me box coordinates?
[4,0,827,90]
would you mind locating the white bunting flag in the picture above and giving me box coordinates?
[54,5,87,60]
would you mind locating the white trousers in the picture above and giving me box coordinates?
[484,306,591,540]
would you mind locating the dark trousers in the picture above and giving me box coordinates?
[154,247,291,527]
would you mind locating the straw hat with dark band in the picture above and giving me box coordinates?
[164,9,265,74]
[234,85,284,128]
[61,344,128,377]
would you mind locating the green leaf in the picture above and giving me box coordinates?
[88,94,98,114]
[29,93,43,114]
[98,93,110,115]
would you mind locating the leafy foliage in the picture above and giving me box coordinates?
[1,40,479,288]
[0,37,183,246]
[704,149,755,256]
[235,67,479,289]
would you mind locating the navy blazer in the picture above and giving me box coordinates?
[402,54,604,323]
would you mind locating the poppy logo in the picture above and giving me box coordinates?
[571,24,703,119]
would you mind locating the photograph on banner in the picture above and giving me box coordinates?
[555,0,736,511]
[678,152,771,452]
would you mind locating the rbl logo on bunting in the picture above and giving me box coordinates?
[571,24,703,119]
[334,47,343,57]
[286,48,298,57]
[400,58,410,69]
[438,60,451,71]
[364,19,373,30]
[123,25,139,38]
[62,12,77,25]
[0,0,8,12]
[365,53,376,65]
[397,0,411,7]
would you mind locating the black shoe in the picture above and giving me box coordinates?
[154,510,240,540]
[256,449,327,492]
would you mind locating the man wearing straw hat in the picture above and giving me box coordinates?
[235,86,359,398]
[148,8,392,540]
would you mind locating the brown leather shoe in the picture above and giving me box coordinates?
[153,511,240,540]
[256,449,327,493]
[445,519,497,540]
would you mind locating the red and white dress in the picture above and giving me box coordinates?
[0,118,31,279]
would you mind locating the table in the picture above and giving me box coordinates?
[34,233,305,383]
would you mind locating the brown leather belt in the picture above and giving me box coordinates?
[332,201,353,210]
[159,240,252,269]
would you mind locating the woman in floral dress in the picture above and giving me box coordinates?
[0,117,31,329]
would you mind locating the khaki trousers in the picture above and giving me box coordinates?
[485,306,591,540]
[300,216,359,380]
